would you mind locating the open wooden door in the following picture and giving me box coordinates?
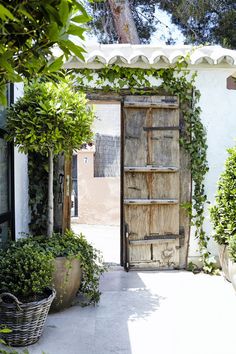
[123,95,186,270]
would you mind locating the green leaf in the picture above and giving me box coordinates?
[74,2,90,16]
[0,55,15,74]
[0,4,15,20]
[60,40,85,60]
[47,55,64,72]
[18,6,35,21]
[59,0,69,26]
[45,4,61,23]
[0,86,7,106]
[0,328,12,333]
[71,14,91,24]
[48,22,59,41]
[67,24,86,38]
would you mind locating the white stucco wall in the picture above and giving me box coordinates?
[189,68,236,261]
[13,83,29,238]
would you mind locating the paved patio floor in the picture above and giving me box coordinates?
[15,269,236,354]
[71,222,120,265]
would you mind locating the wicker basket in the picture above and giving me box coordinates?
[0,288,55,347]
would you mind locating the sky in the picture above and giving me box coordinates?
[150,7,185,45]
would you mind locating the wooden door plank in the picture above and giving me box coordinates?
[124,172,179,199]
[125,205,151,262]
[149,204,179,235]
[152,240,179,268]
[124,95,179,108]
[124,108,147,167]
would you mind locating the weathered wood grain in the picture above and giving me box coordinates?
[123,95,184,269]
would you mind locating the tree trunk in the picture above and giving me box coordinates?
[108,0,140,44]
[47,148,54,237]
[62,154,72,234]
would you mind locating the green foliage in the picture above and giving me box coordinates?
[14,230,106,305]
[74,59,213,272]
[0,242,54,300]
[210,147,236,246]
[158,0,236,49]
[0,0,91,104]
[6,78,94,156]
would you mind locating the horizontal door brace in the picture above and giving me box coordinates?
[124,166,179,172]
[143,126,179,131]
[124,102,179,109]
[129,235,180,245]
[124,198,178,205]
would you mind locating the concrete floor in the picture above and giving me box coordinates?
[15,269,236,354]
[71,222,120,265]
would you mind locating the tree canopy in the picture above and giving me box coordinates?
[158,0,236,49]
[0,0,90,104]
[86,0,236,49]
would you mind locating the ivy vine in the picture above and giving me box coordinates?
[72,58,216,273]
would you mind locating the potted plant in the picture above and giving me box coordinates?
[6,77,94,237]
[0,242,55,347]
[5,78,96,310]
[12,230,106,311]
[210,146,236,281]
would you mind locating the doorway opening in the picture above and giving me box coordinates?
[71,101,121,265]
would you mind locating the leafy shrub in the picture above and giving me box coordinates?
[0,243,54,300]
[210,147,236,245]
[14,231,106,305]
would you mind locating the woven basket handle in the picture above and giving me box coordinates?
[0,293,23,311]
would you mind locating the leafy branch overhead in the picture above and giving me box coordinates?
[0,0,91,104]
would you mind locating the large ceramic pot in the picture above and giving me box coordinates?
[228,259,236,291]
[50,257,82,312]
[218,244,231,282]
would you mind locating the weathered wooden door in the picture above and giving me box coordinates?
[123,95,184,270]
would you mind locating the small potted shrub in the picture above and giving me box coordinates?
[0,242,55,347]
[15,230,106,311]
[210,146,236,281]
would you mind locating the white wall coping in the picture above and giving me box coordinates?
[61,44,236,70]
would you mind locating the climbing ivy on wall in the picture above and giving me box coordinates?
[73,58,215,273]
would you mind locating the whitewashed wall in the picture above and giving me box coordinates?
[189,68,236,262]
[13,83,29,238]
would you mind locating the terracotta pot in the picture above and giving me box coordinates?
[218,244,231,282]
[50,257,82,312]
[228,259,236,292]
